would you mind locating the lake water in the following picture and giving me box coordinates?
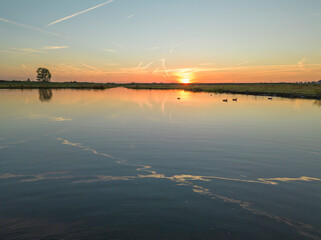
[0,88,321,240]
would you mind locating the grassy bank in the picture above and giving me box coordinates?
[0,81,117,89]
[1,81,321,99]
[124,83,321,99]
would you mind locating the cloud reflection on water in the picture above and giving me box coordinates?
[1,136,320,240]
[55,138,321,239]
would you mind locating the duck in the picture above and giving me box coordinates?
[232,98,238,101]
[268,97,273,100]
[223,99,228,102]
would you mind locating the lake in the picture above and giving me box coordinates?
[0,88,321,240]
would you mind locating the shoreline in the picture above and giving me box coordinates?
[1,81,321,100]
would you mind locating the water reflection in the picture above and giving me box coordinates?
[314,100,321,107]
[38,89,53,102]
[56,138,320,239]
[2,136,321,238]
[1,88,321,239]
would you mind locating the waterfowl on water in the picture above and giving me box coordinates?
[233,98,237,101]
[268,97,273,100]
[223,99,228,102]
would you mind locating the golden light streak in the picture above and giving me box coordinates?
[175,69,195,84]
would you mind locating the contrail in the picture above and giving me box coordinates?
[142,61,154,70]
[161,58,169,77]
[47,0,114,26]
[0,17,63,37]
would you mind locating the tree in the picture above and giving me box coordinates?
[36,68,51,82]
[38,89,53,102]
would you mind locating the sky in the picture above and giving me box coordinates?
[0,0,321,83]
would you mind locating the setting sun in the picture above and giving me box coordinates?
[180,78,191,84]
[176,69,195,84]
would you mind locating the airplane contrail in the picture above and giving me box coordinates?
[47,0,114,26]
[142,61,154,70]
[161,58,169,77]
[0,17,63,37]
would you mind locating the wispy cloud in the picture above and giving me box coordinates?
[80,63,102,72]
[113,41,125,49]
[103,49,116,53]
[199,62,215,66]
[142,61,154,70]
[145,46,160,51]
[298,58,309,71]
[105,63,119,66]
[9,48,41,53]
[50,117,73,122]
[42,46,69,50]
[126,14,134,20]
[2,46,69,56]
[47,0,114,26]
[236,61,251,66]
[0,17,63,38]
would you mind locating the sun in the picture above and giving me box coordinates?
[176,69,195,84]
[180,78,191,84]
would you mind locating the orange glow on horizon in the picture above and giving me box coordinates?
[175,69,195,84]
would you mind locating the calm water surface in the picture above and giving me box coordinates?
[0,88,321,239]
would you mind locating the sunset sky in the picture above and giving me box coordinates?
[1,0,321,83]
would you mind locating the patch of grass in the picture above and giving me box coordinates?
[314,86,321,96]
[121,83,321,99]
[0,81,118,89]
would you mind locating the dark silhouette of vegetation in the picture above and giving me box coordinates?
[315,86,321,96]
[1,81,321,99]
[314,100,321,107]
[38,89,53,102]
[36,68,51,82]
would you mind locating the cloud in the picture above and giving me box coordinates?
[142,61,154,69]
[42,46,69,50]
[80,63,102,72]
[9,48,41,53]
[145,46,160,51]
[298,58,310,72]
[0,17,63,38]
[236,61,251,66]
[47,0,114,26]
[103,49,116,53]
[2,46,68,56]
[113,41,125,49]
[50,117,73,122]
[126,14,134,20]
[199,63,214,66]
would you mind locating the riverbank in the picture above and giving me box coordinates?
[0,81,117,89]
[1,81,321,99]
[126,83,321,99]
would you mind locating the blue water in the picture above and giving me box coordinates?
[0,88,321,239]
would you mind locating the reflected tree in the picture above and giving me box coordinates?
[313,100,321,107]
[39,89,53,102]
